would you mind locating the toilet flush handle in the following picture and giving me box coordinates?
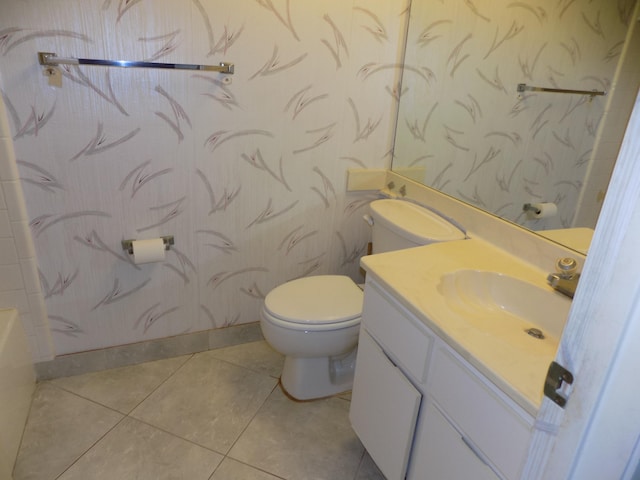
[363,214,374,227]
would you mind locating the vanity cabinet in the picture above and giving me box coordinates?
[409,400,499,480]
[350,331,421,480]
[349,280,534,480]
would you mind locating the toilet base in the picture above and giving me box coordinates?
[280,349,357,401]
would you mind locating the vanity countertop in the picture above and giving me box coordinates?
[361,238,570,416]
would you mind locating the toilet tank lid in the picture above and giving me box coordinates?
[264,275,363,324]
[370,199,465,243]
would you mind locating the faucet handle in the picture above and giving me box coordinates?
[556,257,578,275]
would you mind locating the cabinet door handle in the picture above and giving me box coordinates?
[461,435,491,467]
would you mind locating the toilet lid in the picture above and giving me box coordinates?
[370,199,466,243]
[264,275,363,325]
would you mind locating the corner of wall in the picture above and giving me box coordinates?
[0,96,54,363]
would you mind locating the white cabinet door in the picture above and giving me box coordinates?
[363,282,434,385]
[408,401,500,480]
[429,346,532,479]
[350,330,422,480]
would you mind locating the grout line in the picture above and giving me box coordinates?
[122,415,227,456]
[37,378,227,475]
[211,457,289,480]
[41,356,208,479]
[41,382,126,415]
[353,449,368,480]
[47,353,195,415]
[11,383,37,480]
[205,348,284,380]
[20,346,299,480]
[43,382,125,416]
[124,353,194,414]
[53,407,127,479]
[222,382,281,461]
[122,354,280,458]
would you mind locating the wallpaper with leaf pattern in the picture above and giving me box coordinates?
[393,0,637,230]
[0,0,408,355]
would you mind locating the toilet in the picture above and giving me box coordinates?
[260,199,466,400]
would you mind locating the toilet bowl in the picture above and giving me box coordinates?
[261,275,363,400]
[260,199,466,400]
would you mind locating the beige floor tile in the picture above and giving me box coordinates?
[51,355,190,413]
[209,458,283,480]
[207,340,284,378]
[229,388,363,480]
[13,383,123,480]
[130,351,277,454]
[58,417,223,480]
[338,391,352,401]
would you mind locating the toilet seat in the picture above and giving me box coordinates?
[261,308,361,332]
[263,275,363,328]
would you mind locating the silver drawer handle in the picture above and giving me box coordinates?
[461,435,491,467]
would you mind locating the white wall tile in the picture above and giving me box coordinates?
[24,333,39,361]
[0,98,10,139]
[11,221,36,259]
[0,289,29,314]
[1,180,29,222]
[0,264,24,291]
[34,324,55,362]
[19,258,40,294]
[18,313,35,337]
[27,293,47,325]
[0,237,18,265]
[0,210,12,237]
[0,96,45,365]
[0,138,18,181]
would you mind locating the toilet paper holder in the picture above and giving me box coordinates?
[522,203,541,215]
[121,236,174,255]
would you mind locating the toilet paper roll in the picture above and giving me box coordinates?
[132,238,166,264]
[529,202,558,219]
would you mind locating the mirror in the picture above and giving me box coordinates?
[391,0,640,253]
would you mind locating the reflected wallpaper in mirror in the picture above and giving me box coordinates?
[392,0,638,235]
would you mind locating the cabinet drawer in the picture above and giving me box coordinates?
[350,330,421,480]
[408,401,499,480]
[430,346,533,480]
[362,281,433,383]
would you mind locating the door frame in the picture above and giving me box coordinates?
[523,89,640,479]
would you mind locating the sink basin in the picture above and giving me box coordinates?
[438,270,571,341]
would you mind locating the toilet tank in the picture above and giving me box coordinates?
[369,199,465,254]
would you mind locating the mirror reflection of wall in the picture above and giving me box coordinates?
[392,1,640,238]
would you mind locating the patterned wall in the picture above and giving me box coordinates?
[0,1,408,355]
[393,0,637,230]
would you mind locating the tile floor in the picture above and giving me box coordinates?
[13,341,385,480]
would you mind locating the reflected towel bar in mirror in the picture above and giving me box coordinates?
[38,52,234,74]
[517,83,605,97]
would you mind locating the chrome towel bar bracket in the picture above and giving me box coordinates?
[517,83,605,97]
[38,52,234,74]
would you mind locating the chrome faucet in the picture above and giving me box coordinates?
[547,257,580,299]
